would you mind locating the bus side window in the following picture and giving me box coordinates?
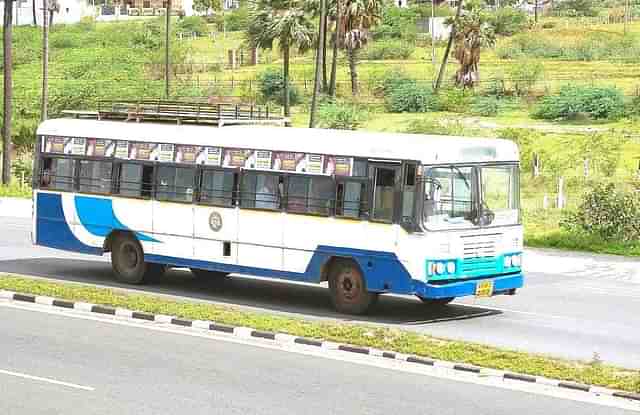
[41,157,74,191]
[117,163,151,199]
[336,180,366,219]
[200,169,234,207]
[285,175,334,216]
[79,160,113,195]
[156,165,195,203]
[241,171,280,210]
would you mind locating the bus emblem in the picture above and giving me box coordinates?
[209,211,223,232]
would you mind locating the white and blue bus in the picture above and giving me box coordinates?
[32,114,523,314]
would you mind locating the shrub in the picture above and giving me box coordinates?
[438,88,474,113]
[364,40,415,60]
[470,96,500,117]
[225,7,249,31]
[374,69,415,97]
[372,6,419,40]
[628,95,640,117]
[541,21,556,29]
[507,60,544,96]
[404,118,471,136]
[561,183,640,242]
[491,7,529,36]
[532,85,625,120]
[177,16,209,36]
[553,0,599,17]
[317,102,369,130]
[257,68,301,106]
[386,83,440,113]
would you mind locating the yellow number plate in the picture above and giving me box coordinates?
[475,280,494,297]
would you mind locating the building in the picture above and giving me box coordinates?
[0,0,92,25]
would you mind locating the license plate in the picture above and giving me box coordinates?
[475,280,494,297]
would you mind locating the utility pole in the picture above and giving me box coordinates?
[434,0,463,92]
[534,0,539,24]
[41,0,51,121]
[309,0,326,128]
[165,0,172,98]
[624,0,630,34]
[431,0,436,78]
[2,0,15,184]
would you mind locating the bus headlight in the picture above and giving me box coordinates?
[446,261,456,274]
[435,262,445,275]
[503,255,513,268]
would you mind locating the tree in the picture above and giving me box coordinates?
[48,0,60,27]
[3,0,15,184]
[328,0,341,97]
[193,0,221,14]
[32,0,38,25]
[246,0,315,117]
[309,0,327,127]
[434,0,463,91]
[341,0,383,96]
[450,0,495,88]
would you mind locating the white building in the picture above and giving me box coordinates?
[0,0,96,26]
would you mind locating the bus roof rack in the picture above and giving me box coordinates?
[62,99,288,127]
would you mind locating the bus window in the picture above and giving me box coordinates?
[286,176,308,213]
[79,160,113,195]
[156,165,195,203]
[336,180,365,219]
[402,164,417,225]
[286,176,334,216]
[372,167,396,222]
[41,157,75,191]
[200,169,234,207]
[118,163,143,198]
[241,172,280,210]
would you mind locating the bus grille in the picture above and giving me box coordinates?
[460,233,502,275]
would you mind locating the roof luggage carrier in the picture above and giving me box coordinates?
[62,99,288,127]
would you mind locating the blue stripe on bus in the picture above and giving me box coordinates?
[75,196,159,243]
[36,193,102,255]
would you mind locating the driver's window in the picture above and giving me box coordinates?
[372,167,396,222]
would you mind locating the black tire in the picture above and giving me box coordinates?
[111,234,149,284]
[419,297,455,306]
[190,268,229,280]
[328,259,378,315]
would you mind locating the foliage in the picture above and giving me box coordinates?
[552,0,599,17]
[448,0,496,87]
[561,183,640,242]
[371,6,419,41]
[11,159,33,185]
[177,16,209,36]
[628,95,640,117]
[496,32,640,62]
[507,60,544,97]
[317,101,369,130]
[404,118,471,136]
[364,40,415,60]
[372,68,415,97]
[257,68,301,105]
[225,7,250,31]
[532,85,625,120]
[437,87,474,113]
[193,0,221,15]
[496,128,538,171]
[386,83,439,113]
[489,7,529,36]
[469,96,500,117]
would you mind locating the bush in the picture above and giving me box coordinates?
[257,68,301,106]
[404,118,472,136]
[553,0,599,17]
[386,83,440,113]
[317,102,369,130]
[438,88,474,113]
[364,40,415,60]
[177,16,209,36]
[533,85,625,120]
[225,7,249,31]
[541,21,556,29]
[628,95,640,117]
[561,183,640,242]
[372,6,419,40]
[491,7,529,36]
[470,96,500,117]
[507,60,544,96]
[373,69,415,97]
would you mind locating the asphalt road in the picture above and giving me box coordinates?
[2,217,640,368]
[0,305,635,415]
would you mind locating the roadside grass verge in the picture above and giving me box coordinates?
[0,184,32,199]
[1,273,639,393]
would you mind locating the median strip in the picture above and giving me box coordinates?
[0,273,639,398]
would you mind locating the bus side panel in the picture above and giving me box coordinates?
[193,205,239,265]
[152,200,194,259]
[236,210,284,270]
[35,192,102,255]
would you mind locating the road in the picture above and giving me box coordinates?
[0,304,635,415]
[2,217,640,368]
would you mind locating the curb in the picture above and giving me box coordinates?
[2,289,639,403]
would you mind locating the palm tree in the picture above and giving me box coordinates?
[246,0,315,117]
[340,0,382,96]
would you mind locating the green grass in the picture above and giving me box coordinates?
[1,273,639,392]
[0,184,32,198]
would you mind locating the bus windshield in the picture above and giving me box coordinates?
[422,164,520,230]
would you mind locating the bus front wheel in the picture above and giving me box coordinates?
[111,234,152,285]
[328,260,378,315]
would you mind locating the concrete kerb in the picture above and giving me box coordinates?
[2,288,639,404]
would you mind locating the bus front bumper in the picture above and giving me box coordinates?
[414,272,524,299]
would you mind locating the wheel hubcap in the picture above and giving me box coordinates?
[122,244,138,269]
[338,271,359,302]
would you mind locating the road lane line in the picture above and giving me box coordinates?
[0,368,95,391]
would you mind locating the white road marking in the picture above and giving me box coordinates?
[0,368,95,391]
[1,300,638,412]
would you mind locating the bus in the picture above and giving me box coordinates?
[32,107,523,314]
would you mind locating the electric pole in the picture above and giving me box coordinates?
[165,0,172,98]
[534,0,539,24]
[2,0,15,184]
[42,0,51,121]
[434,0,463,92]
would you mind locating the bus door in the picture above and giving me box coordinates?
[367,161,402,250]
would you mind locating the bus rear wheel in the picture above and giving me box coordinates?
[419,297,455,306]
[111,234,152,285]
[328,260,378,315]
[190,268,229,280]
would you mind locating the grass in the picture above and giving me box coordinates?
[0,184,32,199]
[1,273,639,392]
